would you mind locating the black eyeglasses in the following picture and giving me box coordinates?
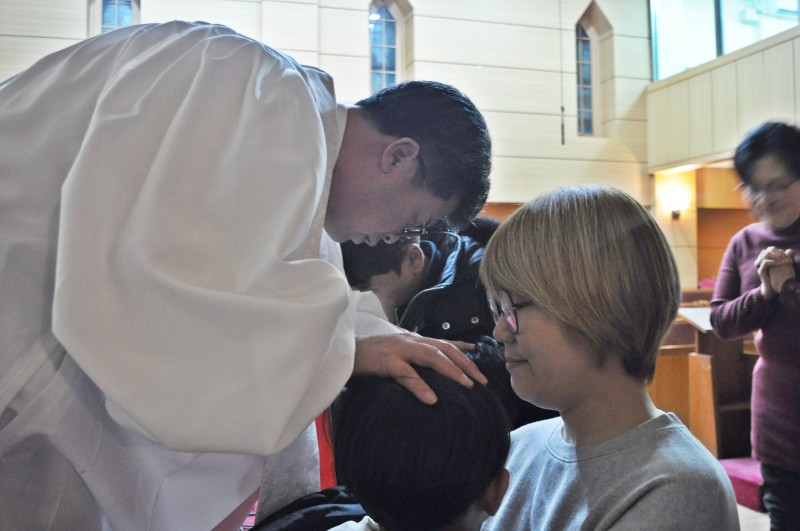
[397,219,451,237]
[488,290,533,334]
[393,166,452,238]
[397,223,429,237]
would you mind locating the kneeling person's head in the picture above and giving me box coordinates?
[331,367,510,531]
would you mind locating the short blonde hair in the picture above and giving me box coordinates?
[480,186,680,381]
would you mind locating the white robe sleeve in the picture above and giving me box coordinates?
[50,22,354,455]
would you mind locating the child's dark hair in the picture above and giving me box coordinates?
[330,366,510,531]
[341,237,415,290]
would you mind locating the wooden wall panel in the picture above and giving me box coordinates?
[660,209,698,249]
[697,208,754,282]
[647,88,668,167]
[319,0,360,9]
[485,112,641,162]
[0,0,85,80]
[319,6,367,57]
[736,53,766,140]
[596,0,650,38]
[411,0,586,29]
[318,54,368,103]
[665,82,691,163]
[261,1,318,52]
[654,171,698,289]
[688,73,713,159]
[610,76,648,121]
[648,84,692,168]
[672,246,700,292]
[0,0,86,39]
[600,76,616,127]
[404,13,414,68]
[287,51,320,67]
[488,156,648,204]
[687,353,719,457]
[711,63,740,155]
[612,35,651,80]
[0,36,80,82]
[412,17,563,71]
[762,41,796,124]
[599,32,615,82]
[411,62,563,115]
[1,0,653,240]
[649,27,800,174]
[696,167,743,208]
[142,1,262,40]
[602,119,647,162]
[648,348,693,424]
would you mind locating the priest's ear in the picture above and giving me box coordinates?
[380,137,420,174]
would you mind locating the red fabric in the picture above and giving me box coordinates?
[720,457,765,512]
[239,414,336,530]
[316,408,337,490]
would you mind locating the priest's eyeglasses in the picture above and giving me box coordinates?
[397,218,451,237]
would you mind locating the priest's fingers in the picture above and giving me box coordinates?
[353,334,486,405]
[406,336,487,386]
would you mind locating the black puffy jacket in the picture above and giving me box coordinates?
[396,232,495,343]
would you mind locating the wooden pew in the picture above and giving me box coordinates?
[648,345,718,456]
[649,307,754,458]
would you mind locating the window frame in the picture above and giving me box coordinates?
[88,0,140,36]
[369,0,406,93]
[576,24,593,136]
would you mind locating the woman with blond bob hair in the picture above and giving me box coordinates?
[480,186,739,530]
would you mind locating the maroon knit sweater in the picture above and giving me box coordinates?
[710,217,800,472]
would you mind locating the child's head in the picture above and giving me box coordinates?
[330,366,510,531]
[341,236,427,319]
[341,236,417,292]
[480,185,680,382]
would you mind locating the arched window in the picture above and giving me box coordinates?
[89,0,140,36]
[576,24,593,136]
[369,3,398,93]
[575,2,610,137]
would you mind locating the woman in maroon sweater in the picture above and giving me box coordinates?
[711,121,800,530]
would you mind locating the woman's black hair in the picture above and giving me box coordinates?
[734,121,800,183]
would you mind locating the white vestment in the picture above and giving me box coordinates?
[0,21,395,531]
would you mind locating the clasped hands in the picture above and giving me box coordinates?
[353,333,488,405]
[756,246,796,299]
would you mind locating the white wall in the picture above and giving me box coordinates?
[0,0,653,206]
[647,25,800,289]
[648,25,800,173]
[0,0,88,81]
[407,0,652,205]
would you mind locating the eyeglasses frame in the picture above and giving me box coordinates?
[488,290,534,334]
[735,178,800,199]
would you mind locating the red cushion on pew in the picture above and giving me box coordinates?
[719,457,765,513]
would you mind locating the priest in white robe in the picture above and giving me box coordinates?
[0,21,492,531]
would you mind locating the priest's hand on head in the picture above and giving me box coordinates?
[353,333,487,405]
